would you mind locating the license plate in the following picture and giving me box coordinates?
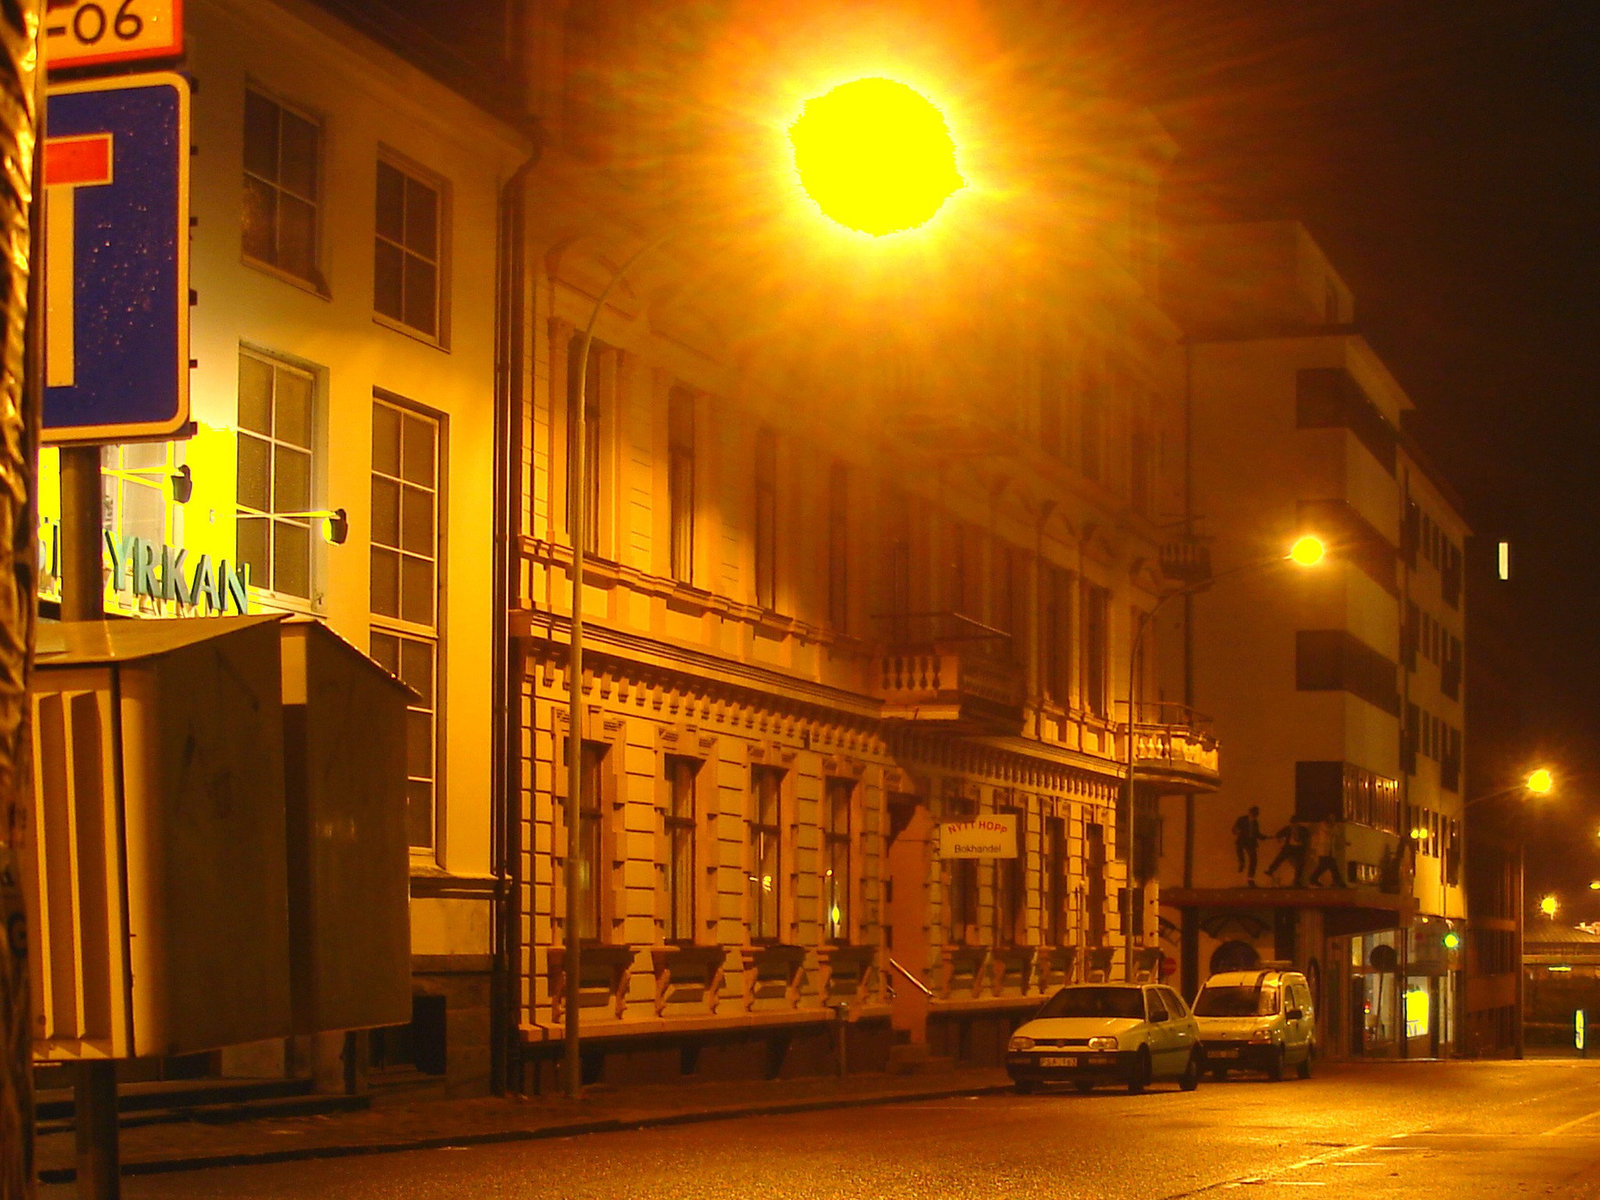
[1040,1055,1079,1068]
[1210,1048,1240,1059]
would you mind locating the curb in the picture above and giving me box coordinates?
[37,1079,1016,1184]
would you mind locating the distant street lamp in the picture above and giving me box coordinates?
[1466,768,1555,808]
[561,75,962,1100]
[1540,894,1559,919]
[1125,535,1325,979]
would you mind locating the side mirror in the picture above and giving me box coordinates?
[1287,1008,1304,1021]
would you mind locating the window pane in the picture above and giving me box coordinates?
[404,178,438,257]
[370,547,400,618]
[406,710,433,779]
[372,403,402,476]
[400,555,434,626]
[242,179,276,262]
[278,195,317,281]
[243,92,279,180]
[369,630,399,674]
[238,355,274,435]
[406,779,434,848]
[399,638,434,706]
[236,434,271,511]
[371,477,401,548]
[402,255,437,335]
[374,240,404,320]
[236,516,269,583]
[278,110,319,200]
[275,369,314,448]
[401,413,436,486]
[275,445,312,512]
[400,484,433,555]
[273,520,311,598]
[375,161,405,243]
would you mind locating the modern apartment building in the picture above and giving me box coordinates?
[1158,220,1470,1059]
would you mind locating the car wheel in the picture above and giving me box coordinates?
[1179,1050,1201,1092]
[1267,1046,1286,1082]
[1297,1044,1313,1080]
[1127,1047,1152,1095]
[1073,1080,1094,1094]
[1014,1079,1038,1095]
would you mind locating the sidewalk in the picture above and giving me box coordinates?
[33,1067,1015,1184]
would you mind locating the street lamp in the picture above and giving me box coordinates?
[561,77,960,1100]
[1540,894,1559,919]
[1465,768,1555,808]
[1123,535,1324,978]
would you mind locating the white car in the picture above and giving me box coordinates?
[1005,982,1203,1094]
[1192,968,1316,1081]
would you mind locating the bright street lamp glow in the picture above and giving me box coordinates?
[790,77,964,236]
[1288,535,1326,567]
[1588,881,1600,891]
[1526,768,1554,795]
[1540,895,1559,918]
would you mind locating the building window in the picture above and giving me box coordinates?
[576,742,606,942]
[1130,425,1151,516]
[1044,565,1072,706]
[943,517,967,617]
[371,630,438,850]
[1044,815,1066,946]
[237,349,316,602]
[995,808,1023,945]
[374,158,443,340]
[566,334,603,556]
[1083,583,1109,718]
[242,89,321,286]
[754,427,778,610]
[665,756,698,943]
[947,796,978,943]
[667,386,695,584]
[1039,352,1067,460]
[371,395,442,850]
[991,541,1014,638]
[749,766,783,942]
[823,777,853,942]
[827,461,849,631]
[1296,629,1401,716]
[883,487,912,644]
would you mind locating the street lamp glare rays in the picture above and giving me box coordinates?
[1526,767,1554,795]
[789,77,964,236]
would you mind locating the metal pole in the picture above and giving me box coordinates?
[563,235,668,1099]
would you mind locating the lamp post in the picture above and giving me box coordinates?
[1122,536,1324,981]
[560,76,962,1100]
[1463,768,1552,1060]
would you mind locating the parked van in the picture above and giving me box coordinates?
[1192,968,1316,1080]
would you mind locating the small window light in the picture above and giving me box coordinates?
[1498,541,1511,581]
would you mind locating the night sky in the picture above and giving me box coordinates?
[1085,0,1600,904]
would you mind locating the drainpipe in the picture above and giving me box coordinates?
[492,143,541,1096]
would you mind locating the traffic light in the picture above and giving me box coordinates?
[1442,930,1462,952]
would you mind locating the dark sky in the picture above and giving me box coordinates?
[1087,0,1600,900]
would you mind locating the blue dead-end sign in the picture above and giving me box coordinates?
[44,72,190,444]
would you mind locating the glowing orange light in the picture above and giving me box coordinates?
[789,77,963,236]
[1540,895,1559,918]
[1526,768,1554,795]
[1288,536,1326,567]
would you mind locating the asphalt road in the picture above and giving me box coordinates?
[51,1059,1600,1199]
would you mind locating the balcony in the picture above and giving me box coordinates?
[872,613,1023,734]
[1127,703,1221,793]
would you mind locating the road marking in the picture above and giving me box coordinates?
[1541,1108,1600,1136]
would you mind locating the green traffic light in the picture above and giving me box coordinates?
[1443,931,1462,951]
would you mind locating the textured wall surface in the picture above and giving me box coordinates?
[0,1,38,1195]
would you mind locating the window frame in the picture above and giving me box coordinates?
[822,776,854,943]
[241,85,325,292]
[754,427,778,610]
[667,386,696,585]
[372,149,451,347]
[664,754,699,944]
[749,765,785,944]
[236,346,322,611]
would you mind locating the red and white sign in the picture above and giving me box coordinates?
[45,0,183,72]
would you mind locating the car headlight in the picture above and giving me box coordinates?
[1087,1036,1119,1051]
[1009,1036,1035,1052]
[1249,1029,1275,1043]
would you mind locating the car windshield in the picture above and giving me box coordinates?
[1193,985,1280,1017]
[1035,986,1145,1020]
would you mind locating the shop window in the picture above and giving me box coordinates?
[374,156,446,342]
[242,88,322,287]
[237,349,318,604]
[823,777,853,942]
